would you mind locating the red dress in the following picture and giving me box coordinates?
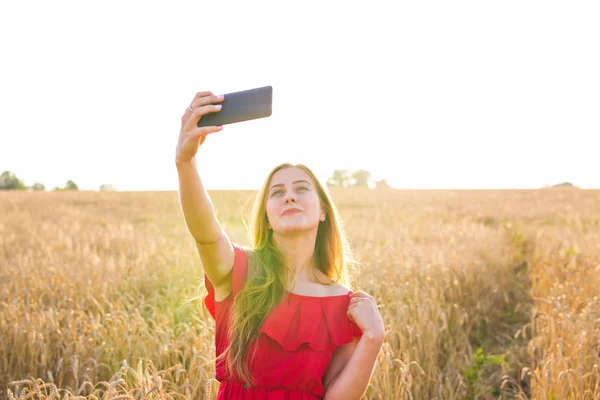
[204,244,363,399]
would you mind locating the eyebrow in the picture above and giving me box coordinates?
[269,180,312,192]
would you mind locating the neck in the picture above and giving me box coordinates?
[272,228,318,282]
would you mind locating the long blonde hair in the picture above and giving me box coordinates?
[217,163,358,385]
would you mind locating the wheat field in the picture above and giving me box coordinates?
[1,188,599,399]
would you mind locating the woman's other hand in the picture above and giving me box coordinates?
[347,291,385,342]
[176,91,225,165]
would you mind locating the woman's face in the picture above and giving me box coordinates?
[265,167,326,235]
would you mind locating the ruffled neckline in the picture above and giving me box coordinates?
[284,290,352,299]
[258,290,361,351]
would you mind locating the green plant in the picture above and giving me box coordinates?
[464,347,505,400]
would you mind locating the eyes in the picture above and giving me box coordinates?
[270,185,310,197]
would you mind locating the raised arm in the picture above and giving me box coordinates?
[176,91,235,296]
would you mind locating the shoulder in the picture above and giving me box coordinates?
[327,282,353,296]
[311,270,353,296]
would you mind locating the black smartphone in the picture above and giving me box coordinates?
[196,86,273,127]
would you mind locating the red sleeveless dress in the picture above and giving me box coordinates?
[204,244,363,399]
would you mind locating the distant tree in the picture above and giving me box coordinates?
[99,184,117,191]
[31,183,46,191]
[327,170,352,187]
[0,171,26,190]
[552,182,577,188]
[64,180,79,191]
[375,179,391,189]
[327,169,390,189]
[352,170,371,187]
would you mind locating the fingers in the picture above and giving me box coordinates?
[184,103,223,131]
[349,291,373,299]
[191,102,223,119]
[348,291,375,310]
[190,94,225,111]
[182,92,224,121]
[190,91,214,105]
[349,297,369,307]
[183,91,213,115]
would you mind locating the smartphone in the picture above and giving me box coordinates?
[196,86,273,127]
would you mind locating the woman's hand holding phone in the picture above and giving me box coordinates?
[175,91,224,166]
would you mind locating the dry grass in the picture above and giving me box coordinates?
[1,188,599,399]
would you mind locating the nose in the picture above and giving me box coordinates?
[283,190,297,204]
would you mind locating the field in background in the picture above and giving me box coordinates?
[1,188,599,399]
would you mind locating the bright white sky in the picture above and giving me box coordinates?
[1,1,598,191]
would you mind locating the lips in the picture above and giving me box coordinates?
[282,208,302,215]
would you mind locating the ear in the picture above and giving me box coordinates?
[320,210,326,222]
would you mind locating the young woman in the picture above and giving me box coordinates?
[176,91,385,399]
